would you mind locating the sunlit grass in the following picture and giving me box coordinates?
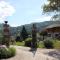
[16,41,25,46]
[38,41,45,48]
[15,39,60,49]
[38,39,60,49]
[53,40,60,49]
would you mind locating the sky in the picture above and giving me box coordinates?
[0,0,52,27]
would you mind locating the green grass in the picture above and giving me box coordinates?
[53,40,60,49]
[15,39,60,49]
[38,39,60,49]
[16,41,25,46]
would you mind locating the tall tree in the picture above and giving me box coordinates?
[21,26,28,40]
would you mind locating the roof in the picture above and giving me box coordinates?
[40,23,60,32]
[46,24,60,29]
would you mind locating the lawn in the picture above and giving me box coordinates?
[16,41,25,46]
[38,41,45,48]
[38,39,60,48]
[15,39,60,49]
[52,40,60,49]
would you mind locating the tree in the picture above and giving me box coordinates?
[43,0,60,12]
[51,14,60,21]
[21,26,28,40]
[43,0,60,21]
[16,36,20,42]
[40,31,47,40]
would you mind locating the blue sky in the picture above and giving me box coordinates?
[0,0,51,27]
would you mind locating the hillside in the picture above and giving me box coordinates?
[0,21,60,36]
[16,21,60,33]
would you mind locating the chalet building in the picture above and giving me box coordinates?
[42,23,60,39]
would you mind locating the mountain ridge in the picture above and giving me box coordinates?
[0,21,60,36]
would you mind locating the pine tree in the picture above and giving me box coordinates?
[21,26,28,40]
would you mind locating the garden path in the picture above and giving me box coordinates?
[6,46,59,60]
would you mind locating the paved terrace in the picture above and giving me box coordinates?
[5,46,60,60]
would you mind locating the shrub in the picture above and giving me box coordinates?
[8,47,16,57]
[43,40,53,49]
[0,46,16,59]
[38,41,45,48]
[25,38,32,47]
[53,40,60,49]
[16,36,21,42]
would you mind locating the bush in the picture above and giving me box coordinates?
[8,47,16,57]
[38,41,45,48]
[0,46,16,59]
[44,40,53,49]
[25,38,32,47]
[53,40,60,49]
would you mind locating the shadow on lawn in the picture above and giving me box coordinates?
[45,50,60,60]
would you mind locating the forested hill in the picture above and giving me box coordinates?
[0,21,60,35]
[10,21,60,35]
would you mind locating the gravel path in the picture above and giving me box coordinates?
[5,46,59,60]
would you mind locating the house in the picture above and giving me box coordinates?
[41,23,60,39]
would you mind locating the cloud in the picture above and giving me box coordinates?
[33,16,52,22]
[0,0,15,22]
[10,24,19,27]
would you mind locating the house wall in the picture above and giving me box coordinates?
[46,27,60,38]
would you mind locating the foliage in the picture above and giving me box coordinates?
[43,0,60,21]
[0,46,16,59]
[8,47,16,57]
[16,36,21,42]
[40,31,47,40]
[25,38,32,47]
[43,0,60,12]
[38,39,60,49]
[2,37,10,48]
[43,40,53,48]
[52,40,60,49]
[16,39,60,48]
[21,26,28,40]
[51,14,60,21]
[40,31,47,36]
[16,41,25,46]
[38,41,45,48]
